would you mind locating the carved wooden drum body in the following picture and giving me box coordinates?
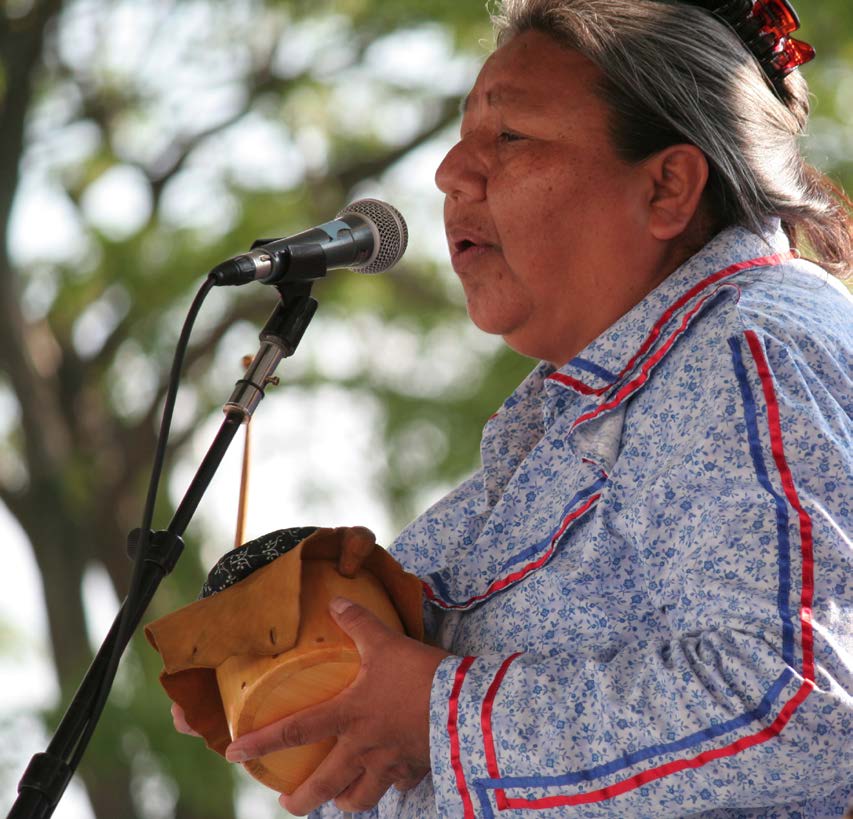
[216,560,404,792]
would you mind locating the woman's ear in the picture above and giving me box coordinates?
[643,144,710,241]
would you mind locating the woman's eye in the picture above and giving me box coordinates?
[499,131,524,143]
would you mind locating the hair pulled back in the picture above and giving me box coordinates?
[492,0,852,277]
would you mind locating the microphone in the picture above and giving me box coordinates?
[210,199,408,287]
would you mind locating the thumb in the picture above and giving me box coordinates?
[330,597,391,654]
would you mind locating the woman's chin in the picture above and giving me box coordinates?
[463,295,531,338]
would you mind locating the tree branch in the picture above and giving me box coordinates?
[143,31,379,209]
[329,94,461,193]
[144,58,317,208]
[0,0,73,481]
[110,294,268,482]
[0,0,64,233]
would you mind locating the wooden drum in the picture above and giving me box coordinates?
[215,559,404,792]
[145,527,423,796]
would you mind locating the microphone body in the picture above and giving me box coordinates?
[211,199,407,287]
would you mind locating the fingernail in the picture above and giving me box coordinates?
[225,746,249,763]
[330,596,352,614]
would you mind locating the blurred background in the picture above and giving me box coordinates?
[1,1,850,817]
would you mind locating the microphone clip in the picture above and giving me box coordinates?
[222,282,318,420]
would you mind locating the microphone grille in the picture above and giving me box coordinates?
[337,198,408,274]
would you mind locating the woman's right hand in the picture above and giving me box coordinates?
[171,702,201,737]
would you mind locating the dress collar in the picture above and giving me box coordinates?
[545,222,793,402]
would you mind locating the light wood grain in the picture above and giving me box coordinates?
[216,559,404,793]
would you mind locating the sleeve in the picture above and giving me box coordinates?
[426,329,853,818]
[307,804,346,819]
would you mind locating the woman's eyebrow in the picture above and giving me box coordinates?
[459,85,545,115]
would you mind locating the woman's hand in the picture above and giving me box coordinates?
[335,526,377,578]
[171,702,201,737]
[224,597,450,816]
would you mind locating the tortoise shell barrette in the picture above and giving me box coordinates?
[683,0,815,86]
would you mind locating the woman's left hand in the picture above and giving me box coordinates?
[224,597,450,816]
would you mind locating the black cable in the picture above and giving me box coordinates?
[67,274,216,771]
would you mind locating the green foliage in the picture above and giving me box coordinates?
[798,3,853,187]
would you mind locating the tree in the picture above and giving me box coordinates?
[1,1,850,817]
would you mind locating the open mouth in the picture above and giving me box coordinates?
[446,225,500,269]
[450,240,496,272]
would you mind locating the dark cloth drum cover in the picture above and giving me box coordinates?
[200,526,319,598]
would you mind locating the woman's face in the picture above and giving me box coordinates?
[435,30,669,366]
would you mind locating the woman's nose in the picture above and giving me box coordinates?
[435,138,486,201]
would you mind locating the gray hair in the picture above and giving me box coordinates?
[491,0,852,276]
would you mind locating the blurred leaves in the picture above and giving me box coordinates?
[0,2,491,817]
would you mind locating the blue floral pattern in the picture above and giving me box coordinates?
[314,222,852,818]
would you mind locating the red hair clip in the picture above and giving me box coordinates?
[769,37,816,77]
[683,0,816,86]
[750,0,816,78]
[751,0,800,38]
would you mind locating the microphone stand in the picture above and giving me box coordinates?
[7,280,319,819]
